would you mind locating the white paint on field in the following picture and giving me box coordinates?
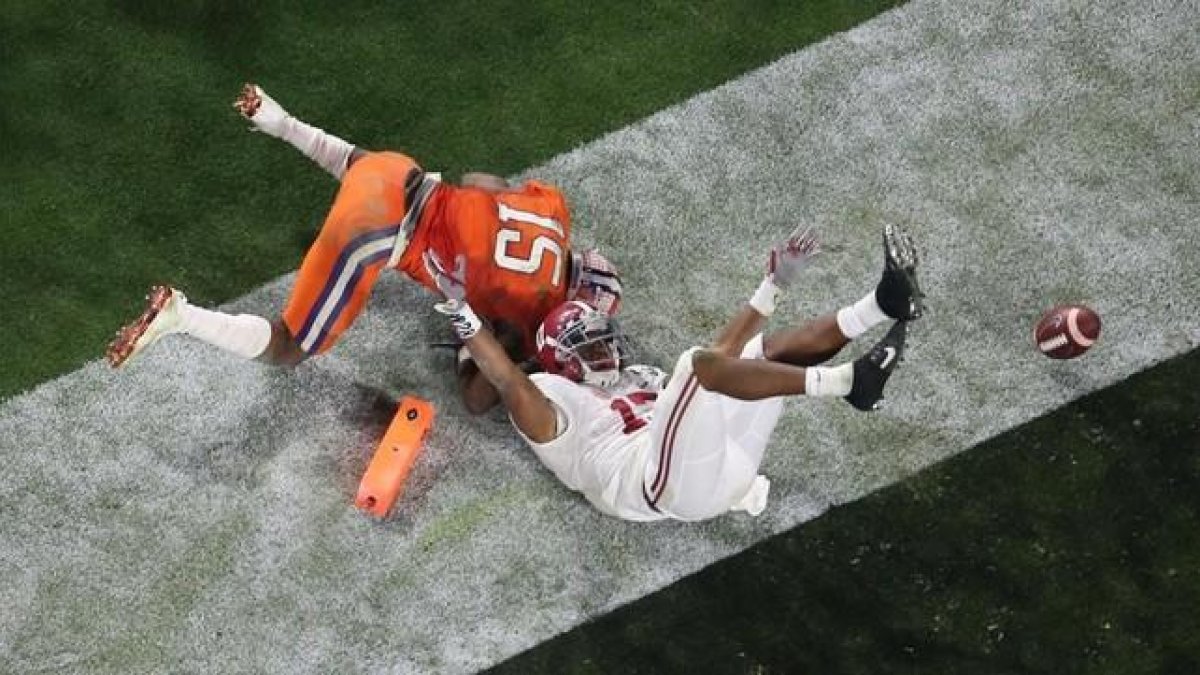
[2,0,1198,672]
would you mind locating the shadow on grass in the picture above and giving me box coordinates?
[491,348,1200,675]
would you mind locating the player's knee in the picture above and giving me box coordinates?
[761,333,784,362]
[691,349,725,391]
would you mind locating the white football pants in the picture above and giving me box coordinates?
[642,334,785,521]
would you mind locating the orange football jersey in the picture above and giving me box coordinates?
[285,150,574,357]
[394,180,574,354]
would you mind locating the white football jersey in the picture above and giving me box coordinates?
[515,365,668,521]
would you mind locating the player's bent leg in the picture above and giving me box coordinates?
[762,313,850,366]
[234,83,357,180]
[107,285,288,368]
[692,350,806,400]
[280,154,414,358]
[693,345,856,400]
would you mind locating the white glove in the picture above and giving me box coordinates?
[423,251,481,340]
[568,249,623,316]
[233,83,291,138]
[767,226,821,291]
[623,364,668,391]
[750,226,821,316]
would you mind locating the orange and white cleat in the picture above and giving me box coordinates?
[106,286,186,368]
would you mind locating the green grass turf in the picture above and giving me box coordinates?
[490,347,1200,675]
[0,0,902,401]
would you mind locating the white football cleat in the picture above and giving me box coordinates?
[106,286,186,368]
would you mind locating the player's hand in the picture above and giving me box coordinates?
[569,249,623,317]
[423,251,468,311]
[424,251,481,339]
[232,83,290,137]
[767,226,821,290]
[623,364,667,390]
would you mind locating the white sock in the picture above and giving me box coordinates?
[178,303,272,360]
[279,116,355,180]
[836,291,889,339]
[804,363,853,397]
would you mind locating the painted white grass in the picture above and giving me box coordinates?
[2,0,1198,672]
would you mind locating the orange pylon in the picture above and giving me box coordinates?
[355,396,434,518]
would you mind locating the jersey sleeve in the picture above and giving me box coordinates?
[511,373,596,490]
[514,373,586,450]
[517,372,665,523]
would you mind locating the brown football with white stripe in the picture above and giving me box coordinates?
[1034,304,1101,359]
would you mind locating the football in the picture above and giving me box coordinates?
[1034,304,1102,359]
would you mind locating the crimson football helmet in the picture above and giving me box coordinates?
[536,300,629,387]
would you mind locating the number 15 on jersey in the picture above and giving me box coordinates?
[493,203,566,287]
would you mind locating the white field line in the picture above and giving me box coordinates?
[1,0,1198,672]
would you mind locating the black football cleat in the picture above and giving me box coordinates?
[845,321,907,412]
[875,224,925,320]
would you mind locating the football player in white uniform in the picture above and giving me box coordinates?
[423,224,924,522]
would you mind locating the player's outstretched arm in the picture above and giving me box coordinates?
[462,328,557,442]
[424,252,558,442]
[232,82,364,180]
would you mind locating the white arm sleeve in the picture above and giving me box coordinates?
[248,86,355,180]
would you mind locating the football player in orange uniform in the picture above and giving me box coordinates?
[106,84,621,414]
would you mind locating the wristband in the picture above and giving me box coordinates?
[748,276,780,317]
[439,300,483,340]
